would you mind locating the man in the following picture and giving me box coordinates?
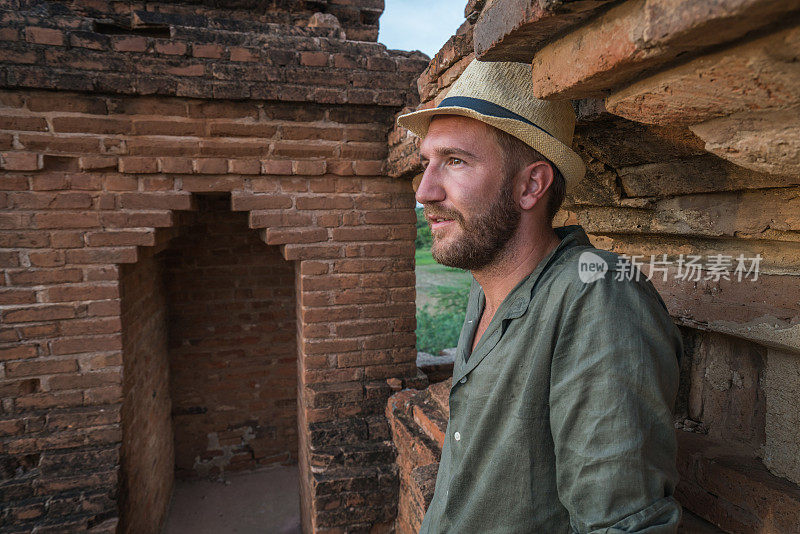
[397,60,683,533]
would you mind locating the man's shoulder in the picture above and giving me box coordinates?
[548,245,629,287]
[547,245,668,309]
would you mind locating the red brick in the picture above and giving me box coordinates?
[364,211,416,224]
[2,152,41,171]
[0,115,48,131]
[158,157,193,174]
[33,211,100,229]
[193,158,228,174]
[354,160,385,176]
[0,27,19,41]
[303,367,363,384]
[50,335,122,356]
[18,133,101,153]
[283,243,342,260]
[43,283,119,303]
[230,47,258,62]
[331,226,391,241]
[193,43,224,59]
[248,210,312,227]
[300,51,330,67]
[69,31,108,50]
[60,317,122,336]
[231,193,293,210]
[166,64,205,77]
[6,358,78,377]
[99,211,174,228]
[0,288,37,305]
[155,41,187,55]
[86,230,155,247]
[327,160,354,176]
[262,160,294,175]
[293,160,327,175]
[50,231,84,248]
[85,352,123,369]
[0,345,38,361]
[50,116,131,134]
[273,141,337,159]
[14,390,82,410]
[0,47,38,64]
[228,159,261,174]
[279,178,309,192]
[265,227,328,245]
[367,56,396,72]
[26,94,107,114]
[79,156,117,171]
[132,118,203,136]
[28,249,65,267]
[116,192,192,210]
[111,36,148,53]
[208,121,277,137]
[332,54,358,69]
[87,300,121,317]
[282,125,343,141]
[118,157,158,174]
[25,26,64,46]
[296,196,353,210]
[65,247,138,264]
[7,268,83,286]
[181,175,244,191]
[2,305,76,323]
[528,0,798,99]
[84,385,123,405]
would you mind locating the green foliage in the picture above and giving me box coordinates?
[414,247,436,266]
[415,207,432,250]
[416,286,469,355]
[414,206,471,355]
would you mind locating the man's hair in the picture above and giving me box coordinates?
[488,126,566,225]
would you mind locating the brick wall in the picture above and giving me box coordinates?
[164,194,298,478]
[119,249,173,534]
[0,1,430,532]
[388,1,800,532]
[0,87,425,531]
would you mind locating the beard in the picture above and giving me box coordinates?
[424,174,520,271]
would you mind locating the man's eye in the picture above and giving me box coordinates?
[447,157,463,166]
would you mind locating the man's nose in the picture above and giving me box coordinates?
[415,165,445,205]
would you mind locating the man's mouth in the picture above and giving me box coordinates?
[426,215,456,230]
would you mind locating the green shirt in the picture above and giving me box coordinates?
[419,225,682,534]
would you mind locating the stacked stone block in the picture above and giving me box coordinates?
[388,1,800,532]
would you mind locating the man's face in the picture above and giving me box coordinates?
[417,115,520,271]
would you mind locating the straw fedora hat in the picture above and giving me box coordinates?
[397,59,585,189]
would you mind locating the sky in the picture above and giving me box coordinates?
[378,0,466,58]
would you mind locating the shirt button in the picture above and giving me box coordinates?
[454,431,461,441]
[459,377,467,384]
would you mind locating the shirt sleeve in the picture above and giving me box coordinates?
[549,271,683,534]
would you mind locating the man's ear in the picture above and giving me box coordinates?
[518,161,553,211]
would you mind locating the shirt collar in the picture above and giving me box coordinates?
[497,224,593,320]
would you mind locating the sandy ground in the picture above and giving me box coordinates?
[163,465,301,534]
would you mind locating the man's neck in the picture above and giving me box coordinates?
[471,226,561,317]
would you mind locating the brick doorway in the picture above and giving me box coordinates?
[118,194,299,533]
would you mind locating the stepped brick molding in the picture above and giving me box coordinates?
[389,1,800,532]
[0,1,430,532]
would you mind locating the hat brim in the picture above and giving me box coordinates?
[397,106,586,189]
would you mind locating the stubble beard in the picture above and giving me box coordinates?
[425,174,521,271]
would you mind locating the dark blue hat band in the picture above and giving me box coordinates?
[438,96,557,141]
